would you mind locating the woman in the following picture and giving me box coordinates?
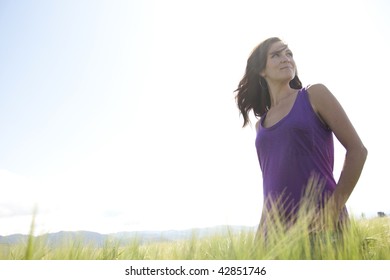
[235,37,367,235]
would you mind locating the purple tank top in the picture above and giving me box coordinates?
[255,87,338,222]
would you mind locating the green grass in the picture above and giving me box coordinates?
[1,216,389,260]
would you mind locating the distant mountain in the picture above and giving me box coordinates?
[0,226,256,247]
[0,233,26,244]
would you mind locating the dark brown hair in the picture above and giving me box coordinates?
[235,37,302,127]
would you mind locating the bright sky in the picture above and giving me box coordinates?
[1,0,389,236]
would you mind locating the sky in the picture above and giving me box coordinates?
[0,0,389,236]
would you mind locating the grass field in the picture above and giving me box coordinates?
[1,216,389,260]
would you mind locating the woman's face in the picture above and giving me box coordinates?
[261,41,296,84]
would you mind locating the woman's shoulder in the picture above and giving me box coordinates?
[304,84,336,124]
[306,83,331,96]
[255,119,261,132]
[305,83,334,106]
[255,112,268,132]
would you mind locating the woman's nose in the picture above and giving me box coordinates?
[281,54,291,63]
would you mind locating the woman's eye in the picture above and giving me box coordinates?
[287,52,293,57]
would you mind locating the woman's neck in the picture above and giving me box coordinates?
[267,82,296,107]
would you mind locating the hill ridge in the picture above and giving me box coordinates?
[0,225,256,247]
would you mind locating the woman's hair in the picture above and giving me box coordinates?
[235,37,302,127]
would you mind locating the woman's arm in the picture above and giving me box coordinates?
[307,84,368,220]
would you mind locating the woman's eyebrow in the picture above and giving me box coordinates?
[269,45,290,56]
